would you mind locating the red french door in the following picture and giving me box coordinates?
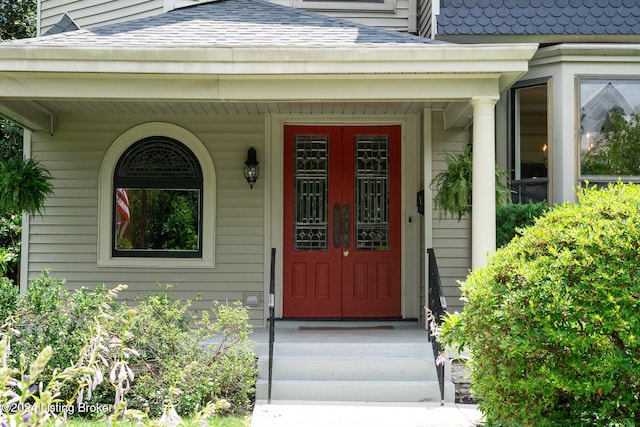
[283,125,401,318]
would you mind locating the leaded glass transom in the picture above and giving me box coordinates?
[294,136,329,250]
[355,136,390,250]
[116,136,201,178]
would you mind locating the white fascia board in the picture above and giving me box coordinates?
[0,43,538,75]
[531,43,640,66]
[0,72,501,102]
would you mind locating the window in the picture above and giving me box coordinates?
[509,83,549,203]
[98,122,215,268]
[579,78,640,180]
[113,137,202,258]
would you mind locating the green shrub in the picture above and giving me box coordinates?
[442,182,640,426]
[0,276,18,320]
[5,271,110,381]
[496,201,550,247]
[1,275,257,419]
[0,213,20,283]
[103,288,256,417]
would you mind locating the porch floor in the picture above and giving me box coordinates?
[250,320,431,347]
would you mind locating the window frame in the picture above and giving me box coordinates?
[577,76,640,183]
[508,78,551,204]
[98,122,216,268]
[112,136,203,258]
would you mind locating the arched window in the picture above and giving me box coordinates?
[113,136,203,257]
[98,122,215,268]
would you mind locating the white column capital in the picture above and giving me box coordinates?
[470,94,500,106]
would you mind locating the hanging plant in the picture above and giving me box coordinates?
[0,157,53,216]
[430,145,509,221]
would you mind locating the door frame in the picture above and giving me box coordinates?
[266,114,422,322]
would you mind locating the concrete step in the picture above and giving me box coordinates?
[254,341,431,358]
[256,379,455,402]
[257,356,438,381]
[252,323,455,403]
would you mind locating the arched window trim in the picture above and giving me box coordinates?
[98,122,216,268]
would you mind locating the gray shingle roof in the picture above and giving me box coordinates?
[10,0,444,47]
[42,13,80,36]
[438,0,640,37]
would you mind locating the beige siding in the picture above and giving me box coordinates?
[40,0,163,35]
[27,113,266,324]
[430,111,471,314]
[41,0,415,36]
[270,0,413,32]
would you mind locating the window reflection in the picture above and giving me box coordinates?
[115,189,200,252]
[580,79,640,178]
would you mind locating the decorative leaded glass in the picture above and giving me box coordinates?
[294,136,329,250]
[113,136,203,258]
[116,136,201,178]
[355,136,390,250]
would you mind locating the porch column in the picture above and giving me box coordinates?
[470,94,499,270]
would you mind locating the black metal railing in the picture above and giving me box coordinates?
[427,248,448,405]
[267,248,276,404]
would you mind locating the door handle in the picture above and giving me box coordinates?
[333,203,342,248]
[342,204,350,249]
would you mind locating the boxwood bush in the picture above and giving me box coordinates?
[496,201,550,247]
[442,182,640,426]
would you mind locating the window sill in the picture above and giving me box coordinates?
[97,257,214,269]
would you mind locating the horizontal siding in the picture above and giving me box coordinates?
[430,110,471,314]
[40,0,163,35]
[270,0,412,32]
[27,113,266,324]
[41,0,414,35]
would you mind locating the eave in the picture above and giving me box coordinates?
[0,43,538,132]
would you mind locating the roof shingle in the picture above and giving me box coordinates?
[10,0,445,47]
[438,0,640,36]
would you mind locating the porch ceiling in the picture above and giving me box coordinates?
[35,100,447,116]
[0,98,457,134]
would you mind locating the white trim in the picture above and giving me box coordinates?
[36,0,42,37]
[422,107,433,328]
[267,114,420,319]
[262,114,273,328]
[0,44,538,80]
[19,130,32,293]
[97,122,216,268]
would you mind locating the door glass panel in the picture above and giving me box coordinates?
[294,136,329,250]
[355,136,389,250]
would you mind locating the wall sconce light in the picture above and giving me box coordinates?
[244,147,259,189]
